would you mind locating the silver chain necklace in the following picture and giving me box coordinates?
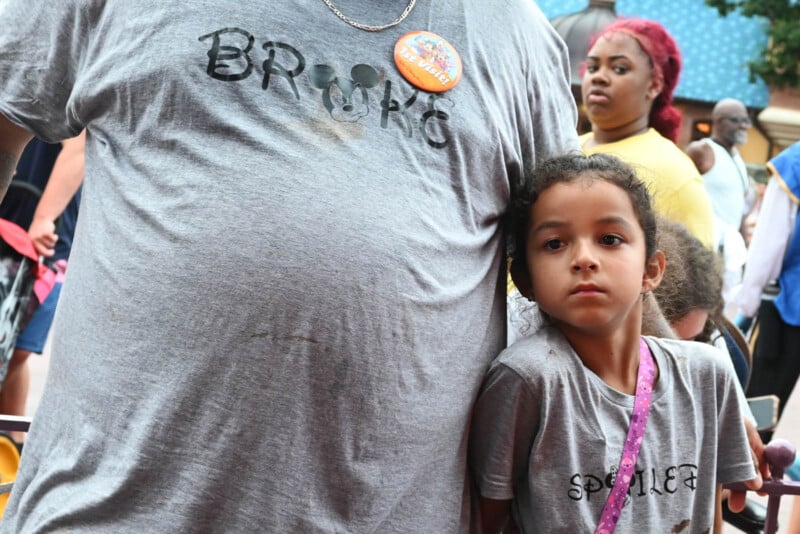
[320,0,417,32]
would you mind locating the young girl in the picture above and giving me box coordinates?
[470,153,759,533]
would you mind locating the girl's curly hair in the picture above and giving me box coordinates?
[652,216,724,342]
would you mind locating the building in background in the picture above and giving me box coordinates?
[537,0,800,160]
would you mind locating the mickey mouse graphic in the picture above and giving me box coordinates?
[309,64,380,122]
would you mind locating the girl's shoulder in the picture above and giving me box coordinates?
[492,326,578,379]
[645,336,733,377]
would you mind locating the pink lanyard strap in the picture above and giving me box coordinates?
[594,338,656,534]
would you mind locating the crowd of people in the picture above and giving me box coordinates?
[0,1,796,532]
[0,134,83,446]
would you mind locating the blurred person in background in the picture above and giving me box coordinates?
[737,141,800,445]
[0,133,83,445]
[686,98,752,319]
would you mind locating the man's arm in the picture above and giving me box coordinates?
[736,179,794,318]
[0,114,34,198]
[685,140,714,175]
[28,131,85,257]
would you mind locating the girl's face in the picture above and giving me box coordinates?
[524,177,663,337]
[671,307,710,341]
[581,32,662,133]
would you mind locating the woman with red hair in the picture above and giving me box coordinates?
[580,18,715,249]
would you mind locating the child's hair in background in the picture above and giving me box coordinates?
[653,216,724,342]
[510,152,658,273]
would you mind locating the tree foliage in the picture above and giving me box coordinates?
[705,0,800,88]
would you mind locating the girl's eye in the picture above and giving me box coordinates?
[601,235,622,246]
[544,239,563,251]
[612,65,629,75]
[585,64,598,73]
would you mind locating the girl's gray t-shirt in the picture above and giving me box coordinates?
[471,328,756,533]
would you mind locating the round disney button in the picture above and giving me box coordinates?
[393,31,462,93]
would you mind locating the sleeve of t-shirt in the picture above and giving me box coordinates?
[0,0,86,141]
[469,362,539,501]
[712,349,758,485]
[710,335,755,425]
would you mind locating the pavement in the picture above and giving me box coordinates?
[22,339,800,532]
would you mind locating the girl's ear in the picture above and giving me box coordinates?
[642,249,665,293]
[510,258,535,300]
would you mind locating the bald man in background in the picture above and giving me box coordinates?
[686,98,752,244]
[686,98,753,316]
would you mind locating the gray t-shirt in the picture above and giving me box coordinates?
[470,327,755,533]
[0,0,578,531]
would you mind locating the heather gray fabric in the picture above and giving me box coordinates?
[470,327,756,533]
[0,0,578,531]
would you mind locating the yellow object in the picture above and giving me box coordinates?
[580,129,716,249]
[0,433,20,518]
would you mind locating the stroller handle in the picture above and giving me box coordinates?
[724,439,800,534]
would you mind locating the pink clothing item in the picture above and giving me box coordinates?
[52,258,68,283]
[595,338,656,534]
[0,219,56,303]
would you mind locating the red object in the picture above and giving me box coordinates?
[0,219,56,303]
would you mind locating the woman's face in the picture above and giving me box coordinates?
[581,32,662,133]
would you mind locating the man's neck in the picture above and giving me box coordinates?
[711,135,735,154]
